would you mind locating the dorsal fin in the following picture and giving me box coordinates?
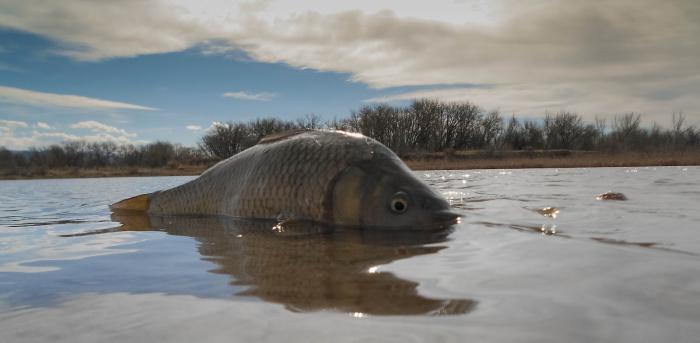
[258,129,311,144]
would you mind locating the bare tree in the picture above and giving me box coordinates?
[451,102,482,150]
[611,113,642,150]
[200,122,255,159]
[141,141,175,167]
[296,114,322,129]
[479,110,503,149]
[544,112,585,149]
[0,147,16,170]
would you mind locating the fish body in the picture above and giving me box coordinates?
[112,130,458,229]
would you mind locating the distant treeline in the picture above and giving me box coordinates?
[0,140,207,171]
[1,99,699,172]
[199,99,700,158]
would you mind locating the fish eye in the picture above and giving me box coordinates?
[389,192,409,214]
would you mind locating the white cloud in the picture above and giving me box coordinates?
[222,4,700,92]
[0,134,39,150]
[1,121,146,150]
[1,131,147,150]
[205,121,229,131]
[365,86,575,113]
[69,133,148,145]
[0,0,698,122]
[185,125,203,131]
[0,119,28,128]
[0,85,157,111]
[0,0,215,61]
[222,91,276,101]
[70,120,136,137]
[364,83,697,125]
[0,124,65,150]
[35,122,52,130]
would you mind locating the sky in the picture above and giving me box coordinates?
[0,0,698,149]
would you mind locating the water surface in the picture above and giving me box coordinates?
[1,167,699,342]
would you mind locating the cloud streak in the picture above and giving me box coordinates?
[70,120,137,137]
[0,119,28,128]
[0,85,157,111]
[2,130,146,150]
[223,91,276,101]
[35,122,52,130]
[363,83,700,124]
[1,119,144,149]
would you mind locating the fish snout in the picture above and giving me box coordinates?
[431,210,462,224]
[421,196,449,210]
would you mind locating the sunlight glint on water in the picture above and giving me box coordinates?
[1,167,700,342]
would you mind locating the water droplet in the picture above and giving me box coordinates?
[536,207,559,218]
[540,225,557,235]
[351,312,367,318]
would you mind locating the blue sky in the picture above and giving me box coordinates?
[1,0,698,149]
[0,29,385,148]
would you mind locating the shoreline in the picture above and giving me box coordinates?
[1,150,698,180]
[403,150,700,170]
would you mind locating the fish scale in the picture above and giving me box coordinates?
[145,131,379,221]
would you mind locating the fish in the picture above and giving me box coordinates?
[111,130,460,230]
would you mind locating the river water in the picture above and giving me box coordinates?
[1,167,699,342]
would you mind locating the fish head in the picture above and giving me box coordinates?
[331,157,460,230]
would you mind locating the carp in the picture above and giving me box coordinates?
[111,130,459,229]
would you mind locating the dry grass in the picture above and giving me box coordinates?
[0,163,211,180]
[403,150,700,170]
[2,150,699,180]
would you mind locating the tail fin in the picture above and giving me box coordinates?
[110,193,151,212]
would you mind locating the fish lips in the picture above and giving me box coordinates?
[394,210,462,231]
[432,210,462,223]
[429,210,462,228]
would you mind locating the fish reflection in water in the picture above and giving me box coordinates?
[93,213,476,316]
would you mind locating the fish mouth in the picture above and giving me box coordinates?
[358,210,461,231]
[431,210,462,225]
[432,210,462,224]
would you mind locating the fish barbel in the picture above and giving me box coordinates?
[111,130,459,229]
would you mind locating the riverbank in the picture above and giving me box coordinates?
[0,164,211,180]
[402,150,700,170]
[1,150,699,179]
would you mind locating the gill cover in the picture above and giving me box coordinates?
[331,166,366,226]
